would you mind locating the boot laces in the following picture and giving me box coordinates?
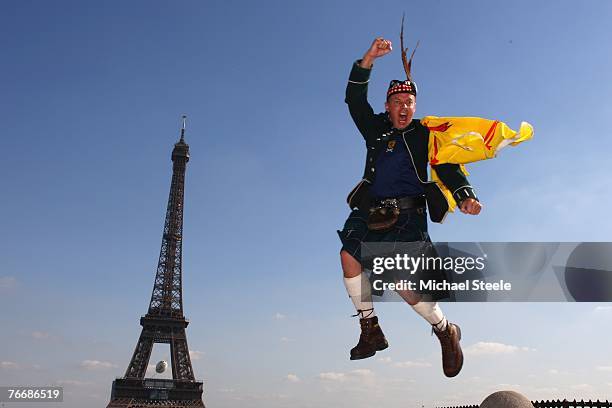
[351,308,374,319]
[430,317,448,336]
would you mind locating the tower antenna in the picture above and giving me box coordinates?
[180,114,187,141]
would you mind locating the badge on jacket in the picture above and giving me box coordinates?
[386,140,396,152]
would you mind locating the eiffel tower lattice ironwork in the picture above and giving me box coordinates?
[107,116,204,408]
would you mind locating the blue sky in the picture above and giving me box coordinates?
[1,0,612,406]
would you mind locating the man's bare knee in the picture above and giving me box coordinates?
[340,250,362,278]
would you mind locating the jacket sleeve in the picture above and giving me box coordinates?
[345,60,378,141]
[432,163,478,204]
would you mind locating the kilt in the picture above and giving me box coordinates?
[337,208,450,301]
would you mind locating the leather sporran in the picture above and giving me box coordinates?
[367,199,400,231]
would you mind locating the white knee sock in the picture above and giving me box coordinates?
[411,301,447,332]
[344,273,376,319]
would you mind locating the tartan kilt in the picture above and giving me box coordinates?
[337,208,450,301]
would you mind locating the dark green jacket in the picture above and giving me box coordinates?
[345,61,477,219]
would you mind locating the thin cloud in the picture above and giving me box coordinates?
[79,360,117,370]
[495,383,522,388]
[318,372,346,382]
[286,374,300,383]
[0,361,19,369]
[594,306,612,312]
[393,360,432,368]
[571,383,593,391]
[189,350,204,361]
[280,337,294,342]
[464,341,535,356]
[377,356,392,363]
[273,313,286,320]
[596,366,612,372]
[0,276,17,289]
[31,331,51,340]
[317,369,373,382]
[350,368,373,377]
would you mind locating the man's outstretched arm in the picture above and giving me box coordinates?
[345,38,392,140]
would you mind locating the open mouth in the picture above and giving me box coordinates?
[399,112,408,123]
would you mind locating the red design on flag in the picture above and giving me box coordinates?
[426,122,452,132]
[483,121,499,150]
[430,137,439,165]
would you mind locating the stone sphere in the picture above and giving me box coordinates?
[155,360,168,374]
[480,390,533,408]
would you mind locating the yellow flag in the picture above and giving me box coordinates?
[422,116,533,165]
[420,116,534,212]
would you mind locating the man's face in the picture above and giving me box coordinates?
[385,92,416,130]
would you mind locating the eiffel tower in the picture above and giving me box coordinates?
[107,116,204,408]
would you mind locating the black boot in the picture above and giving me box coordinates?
[350,316,388,360]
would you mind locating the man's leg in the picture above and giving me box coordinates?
[341,250,388,360]
[395,289,448,331]
[391,212,464,377]
[341,250,375,318]
[410,300,463,377]
[411,301,447,331]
